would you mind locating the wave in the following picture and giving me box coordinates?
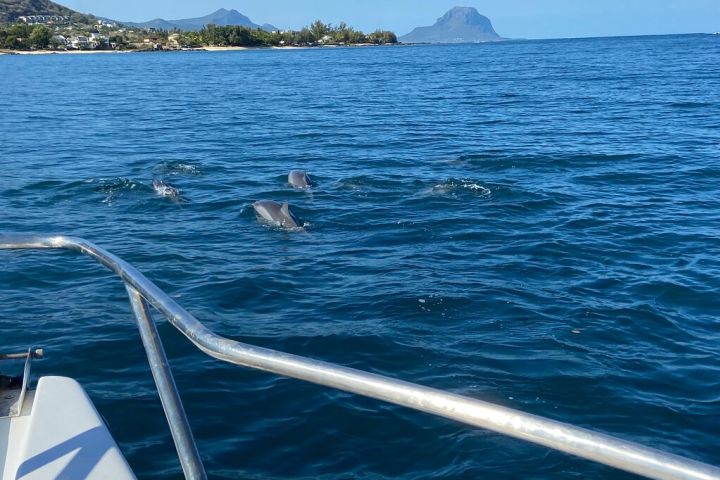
[153,161,203,176]
[668,101,712,109]
[427,178,492,197]
[95,177,149,204]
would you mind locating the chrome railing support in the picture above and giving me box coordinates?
[2,235,720,480]
[126,286,207,480]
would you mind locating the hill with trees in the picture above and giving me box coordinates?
[0,0,92,23]
[0,2,397,52]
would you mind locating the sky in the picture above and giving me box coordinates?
[58,1,720,39]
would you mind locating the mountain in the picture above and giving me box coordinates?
[124,8,277,32]
[0,0,91,23]
[399,6,504,43]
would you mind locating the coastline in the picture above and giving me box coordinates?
[0,48,130,55]
[0,43,394,56]
[1,33,711,56]
[201,46,249,52]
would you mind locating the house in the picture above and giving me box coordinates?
[18,15,67,25]
[69,36,90,49]
[142,37,164,50]
[89,33,108,48]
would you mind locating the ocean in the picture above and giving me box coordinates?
[1,34,719,479]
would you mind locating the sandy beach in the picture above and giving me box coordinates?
[0,49,129,55]
[0,43,389,56]
[1,46,266,55]
[201,46,249,51]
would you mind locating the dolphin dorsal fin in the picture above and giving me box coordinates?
[281,202,290,215]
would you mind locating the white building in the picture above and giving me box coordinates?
[69,36,90,49]
[17,15,67,25]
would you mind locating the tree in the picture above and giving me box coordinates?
[3,24,30,49]
[297,27,313,45]
[309,20,329,41]
[226,26,252,46]
[49,35,64,50]
[368,30,397,44]
[348,30,366,43]
[201,24,226,46]
[109,34,125,46]
[29,25,52,49]
[144,19,396,49]
[93,35,108,50]
[331,22,367,44]
[333,22,350,43]
[180,31,202,47]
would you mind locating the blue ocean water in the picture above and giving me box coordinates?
[1,34,719,479]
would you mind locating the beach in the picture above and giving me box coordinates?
[0,48,128,55]
[0,43,390,55]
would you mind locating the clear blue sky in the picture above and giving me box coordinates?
[58,0,720,39]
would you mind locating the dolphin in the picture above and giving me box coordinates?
[288,170,311,189]
[152,179,181,199]
[253,200,302,229]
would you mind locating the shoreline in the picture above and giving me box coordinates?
[0,33,711,56]
[0,49,130,55]
[0,43,394,56]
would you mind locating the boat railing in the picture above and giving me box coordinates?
[1,235,718,480]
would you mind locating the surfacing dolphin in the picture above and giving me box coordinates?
[288,170,311,189]
[253,200,302,229]
[152,179,181,200]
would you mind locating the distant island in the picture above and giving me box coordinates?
[0,1,397,53]
[400,7,505,43]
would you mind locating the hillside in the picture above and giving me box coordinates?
[124,8,277,32]
[0,0,91,23]
[400,6,503,43]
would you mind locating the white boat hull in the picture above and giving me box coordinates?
[1,376,135,479]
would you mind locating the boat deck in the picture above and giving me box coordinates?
[1,350,134,480]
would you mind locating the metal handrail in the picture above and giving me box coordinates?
[2,235,719,480]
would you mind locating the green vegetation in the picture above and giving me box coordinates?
[0,0,107,51]
[0,14,396,52]
[0,0,398,51]
[178,20,397,47]
[0,23,50,49]
[27,23,51,48]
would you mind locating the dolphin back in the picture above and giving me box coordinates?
[153,179,180,198]
[253,200,301,229]
[288,170,311,188]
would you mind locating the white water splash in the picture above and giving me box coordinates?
[429,178,491,197]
